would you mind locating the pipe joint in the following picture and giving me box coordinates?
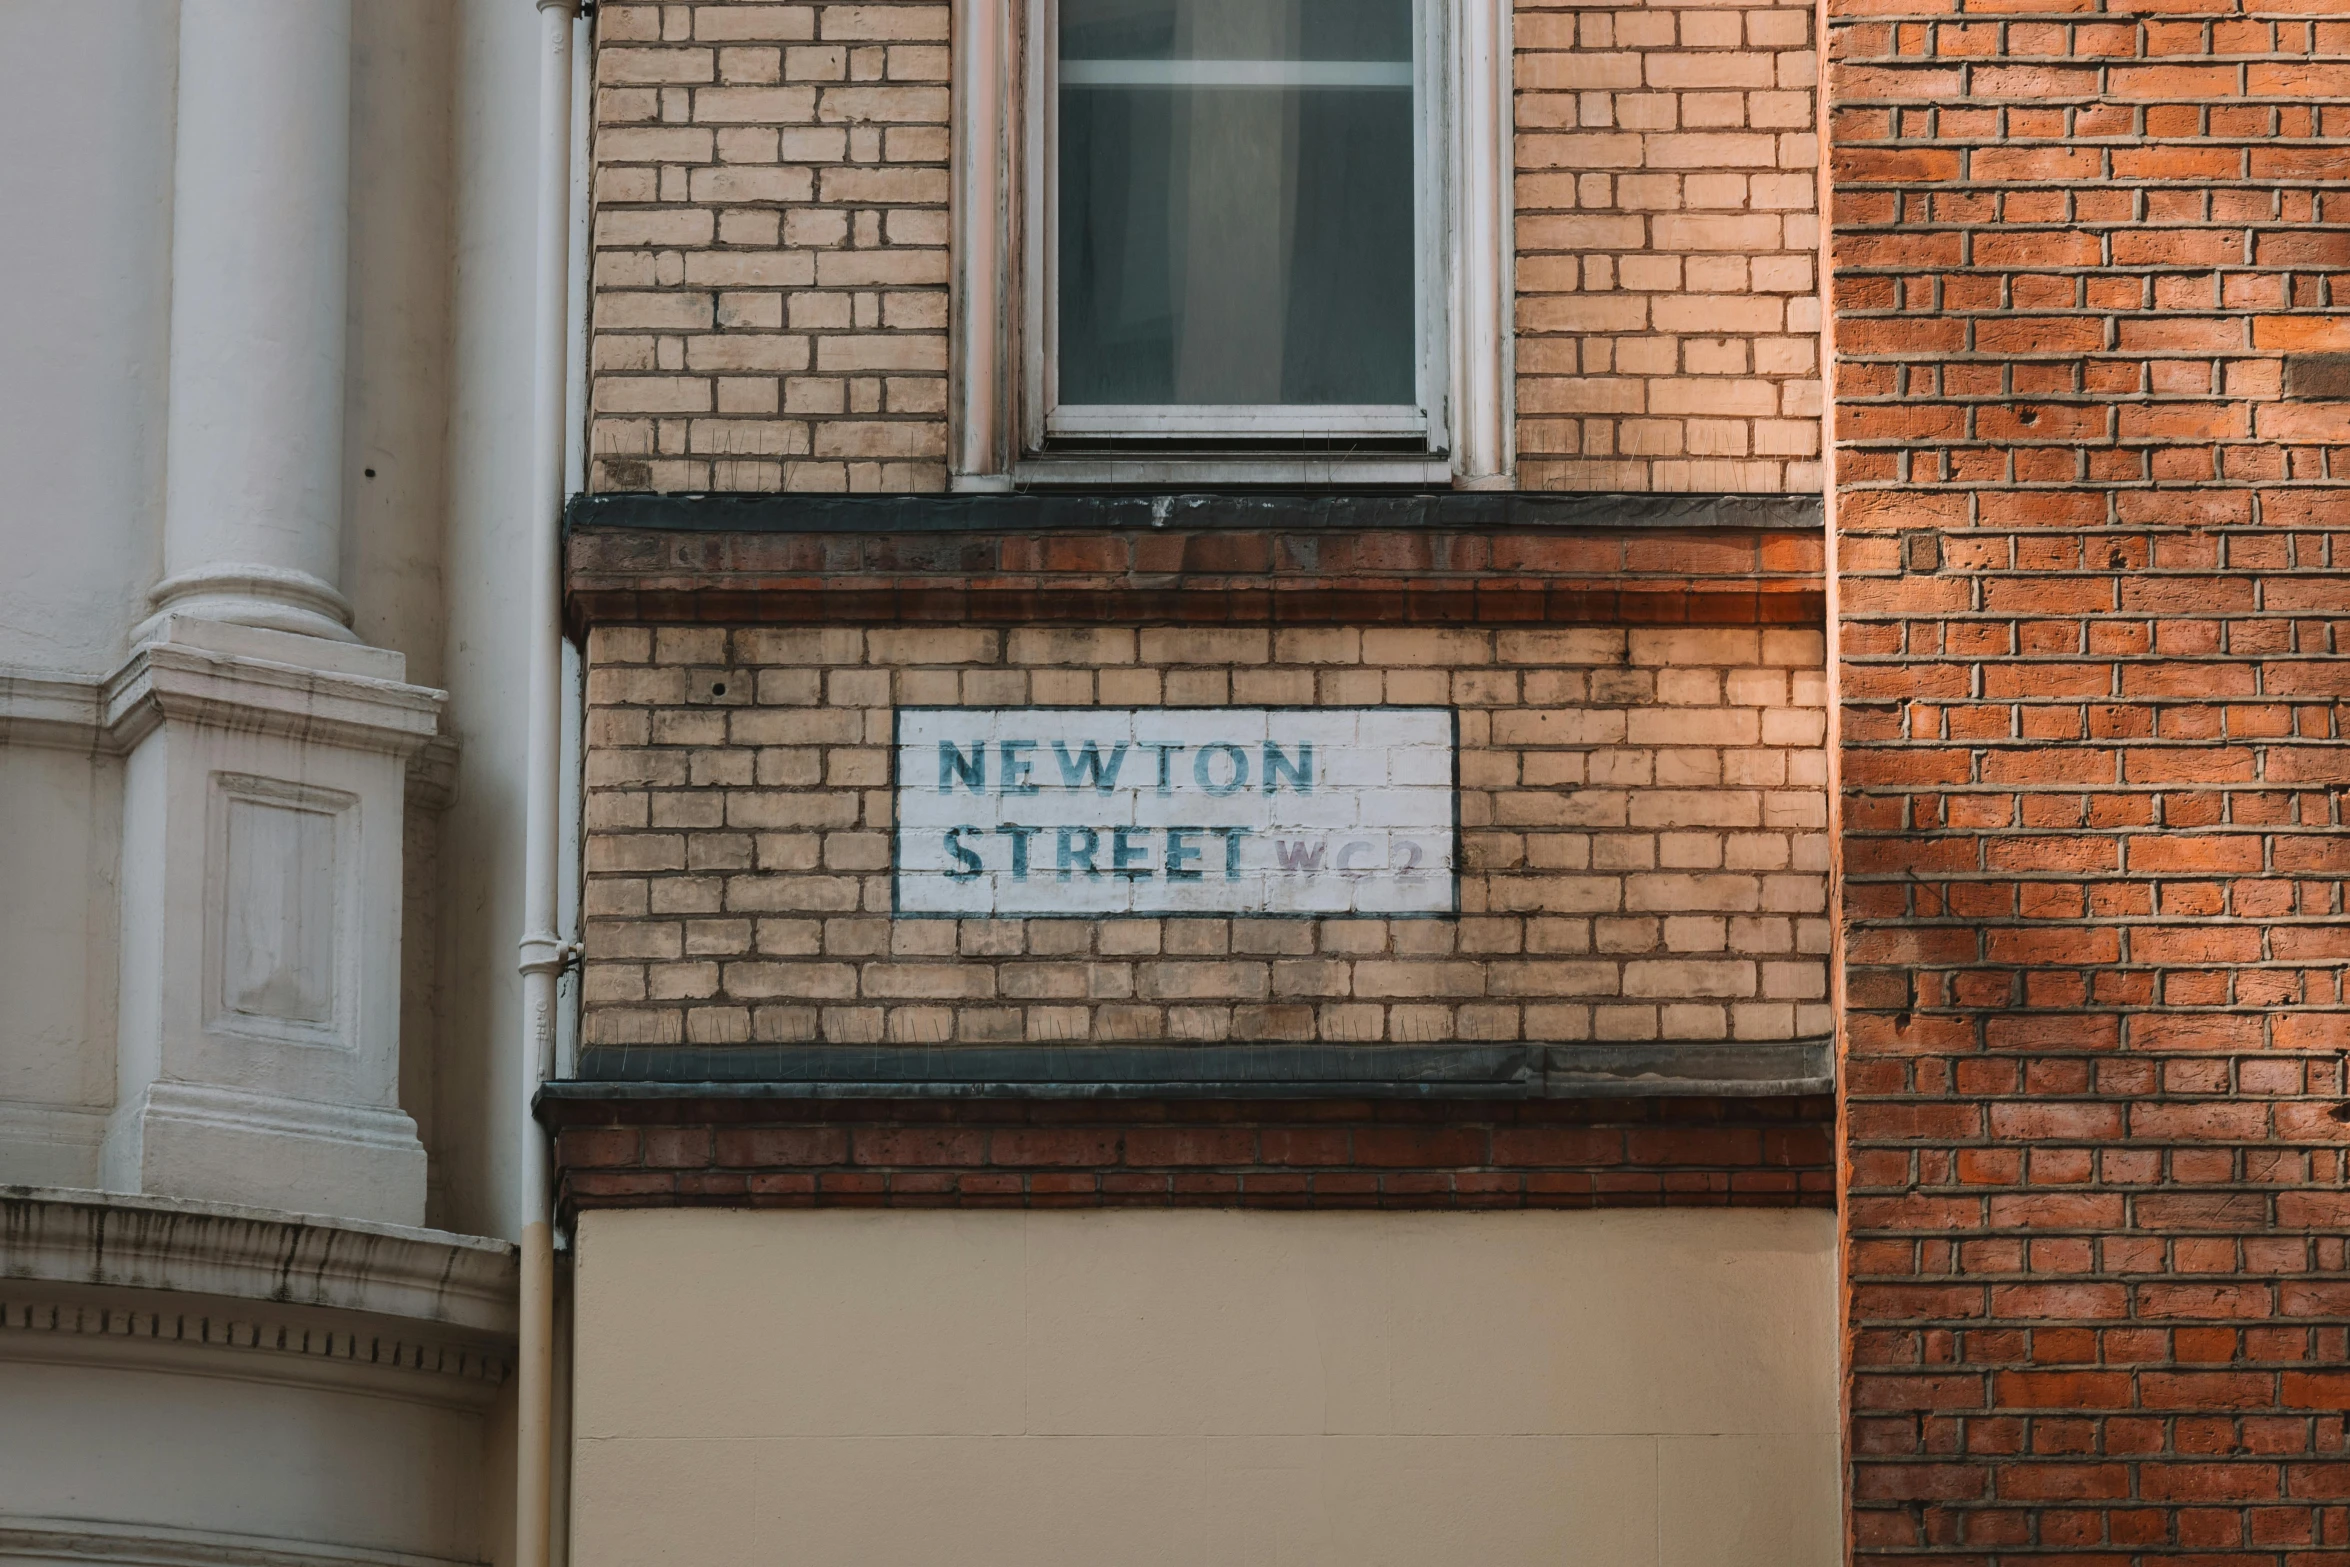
[518,932,583,978]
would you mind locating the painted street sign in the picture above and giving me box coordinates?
[892,707,1458,917]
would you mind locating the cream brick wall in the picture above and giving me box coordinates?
[1515,0,1824,493]
[583,1,1825,497]
[589,1,951,494]
[579,624,1832,1053]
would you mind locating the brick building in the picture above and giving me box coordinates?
[1834,8,2350,1560]
[0,0,2341,1564]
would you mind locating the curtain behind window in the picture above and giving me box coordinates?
[1058,0,1418,408]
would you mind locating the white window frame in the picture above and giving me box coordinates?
[950,0,1512,490]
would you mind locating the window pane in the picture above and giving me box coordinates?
[1057,0,1418,409]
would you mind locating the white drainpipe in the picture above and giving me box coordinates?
[517,4,578,1567]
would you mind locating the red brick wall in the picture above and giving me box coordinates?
[1831,4,2350,1561]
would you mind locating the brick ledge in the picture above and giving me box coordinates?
[564,493,1826,630]
[540,1039,1834,1105]
[566,490,1825,535]
[544,1094,1837,1213]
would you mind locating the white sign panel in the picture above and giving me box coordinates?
[893,707,1457,917]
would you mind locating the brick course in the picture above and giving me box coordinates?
[544,1095,1836,1211]
[1831,0,2350,1558]
[563,512,1829,626]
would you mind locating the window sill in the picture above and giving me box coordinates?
[1006,456,1455,489]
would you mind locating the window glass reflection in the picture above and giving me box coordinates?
[1058,0,1418,408]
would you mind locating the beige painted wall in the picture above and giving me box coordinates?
[572,1206,1837,1567]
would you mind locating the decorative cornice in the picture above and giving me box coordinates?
[0,1515,484,1567]
[0,1289,512,1407]
[0,668,108,750]
[105,639,443,759]
[0,1190,516,1410]
[0,655,459,808]
[0,1187,518,1336]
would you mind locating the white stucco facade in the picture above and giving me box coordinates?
[0,3,562,1563]
[0,1188,519,1567]
[0,0,556,1226]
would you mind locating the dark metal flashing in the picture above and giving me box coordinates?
[535,1039,1833,1110]
[565,490,1825,537]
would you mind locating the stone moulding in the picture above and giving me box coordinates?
[0,668,106,749]
[0,663,458,806]
[0,1188,517,1412]
[0,1186,518,1334]
[104,635,444,760]
[0,1290,513,1410]
[0,1517,483,1567]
